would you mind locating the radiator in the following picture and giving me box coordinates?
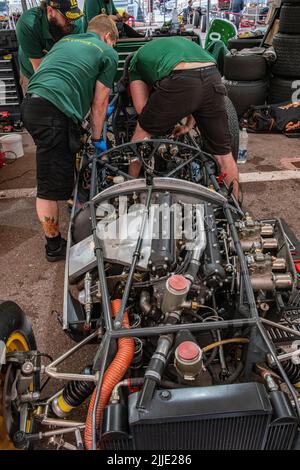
[102,382,298,450]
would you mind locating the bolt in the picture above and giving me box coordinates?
[160,390,171,400]
[22,362,34,375]
[267,354,276,368]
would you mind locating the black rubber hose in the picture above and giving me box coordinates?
[222,361,244,384]
[204,342,219,367]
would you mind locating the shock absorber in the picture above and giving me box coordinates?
[52,367,95,418]
[281,361,300,386]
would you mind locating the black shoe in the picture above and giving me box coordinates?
[45,238,67,262]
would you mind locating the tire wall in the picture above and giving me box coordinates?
[268,3,300,104]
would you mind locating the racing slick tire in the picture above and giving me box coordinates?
[227,37,263,51]
[271,33,300,78]
[223,78,269,118]
[279,5,300,34]
[267,76,297,104]
[225,96,240,161]
[0,301,36,450]
[224,53,267,81]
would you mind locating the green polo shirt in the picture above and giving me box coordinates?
[83,0,118,30]
[16,7,83,79]
[129,37,216,86]
[28,32,118,124]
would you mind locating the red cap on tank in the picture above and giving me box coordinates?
[168,275,189,292]
[177,341,200,361]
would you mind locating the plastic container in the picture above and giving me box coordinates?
[237,128,248,164]
[0,133,24,158]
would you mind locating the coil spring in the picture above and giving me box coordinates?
[281,361,300,385]
[62,367,95,407]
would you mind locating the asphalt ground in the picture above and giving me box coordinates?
[0,131,300,448]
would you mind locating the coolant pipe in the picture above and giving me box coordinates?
[137,333,174,411]
[137,314,180,411]
[84,299,134,450]
[111,377,144,403]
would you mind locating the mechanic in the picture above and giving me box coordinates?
[16,0,84,95]
[231,0,244,29]
[128,36,239,197]
[21,14,119,262]
[83,0,143,37]
[182,0,201,27]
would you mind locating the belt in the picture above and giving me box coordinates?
[173,65,216,74]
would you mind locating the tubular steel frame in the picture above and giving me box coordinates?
[57,140,300,449]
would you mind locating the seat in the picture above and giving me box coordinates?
[204,18,237,49]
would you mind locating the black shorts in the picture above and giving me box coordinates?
[138,66,232,156]
[21,95,81,201]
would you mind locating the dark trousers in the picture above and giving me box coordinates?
[138,67,232,156]
[21,95,81,201]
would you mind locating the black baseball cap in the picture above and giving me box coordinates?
[46,0,84,20]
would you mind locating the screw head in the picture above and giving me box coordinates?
[22,362,34,375]
[160,390,171,400]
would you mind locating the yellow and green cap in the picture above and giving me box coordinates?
[46,0,84,20]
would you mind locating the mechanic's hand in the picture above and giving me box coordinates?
[172,115,195,137]
[92,139,107,154]
[172,124,191,137]
[214,154,239,199]
[80,131,88,144]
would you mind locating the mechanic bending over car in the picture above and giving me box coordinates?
[21,14,118,262]
[83,0,143,37]
[16,0,84,95]
[128,37,239,198]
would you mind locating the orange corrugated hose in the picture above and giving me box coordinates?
[84,299,134,450]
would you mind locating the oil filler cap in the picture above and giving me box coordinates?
[177,341,200,362]
[168,275,189,293]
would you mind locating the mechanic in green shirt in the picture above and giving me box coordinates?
[16,0,84,94]
[83,0,143,37]
[128,37,239,197]
[21,15,119,262]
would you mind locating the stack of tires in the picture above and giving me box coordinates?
[223,51,268,118]
[268,0,300,104]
